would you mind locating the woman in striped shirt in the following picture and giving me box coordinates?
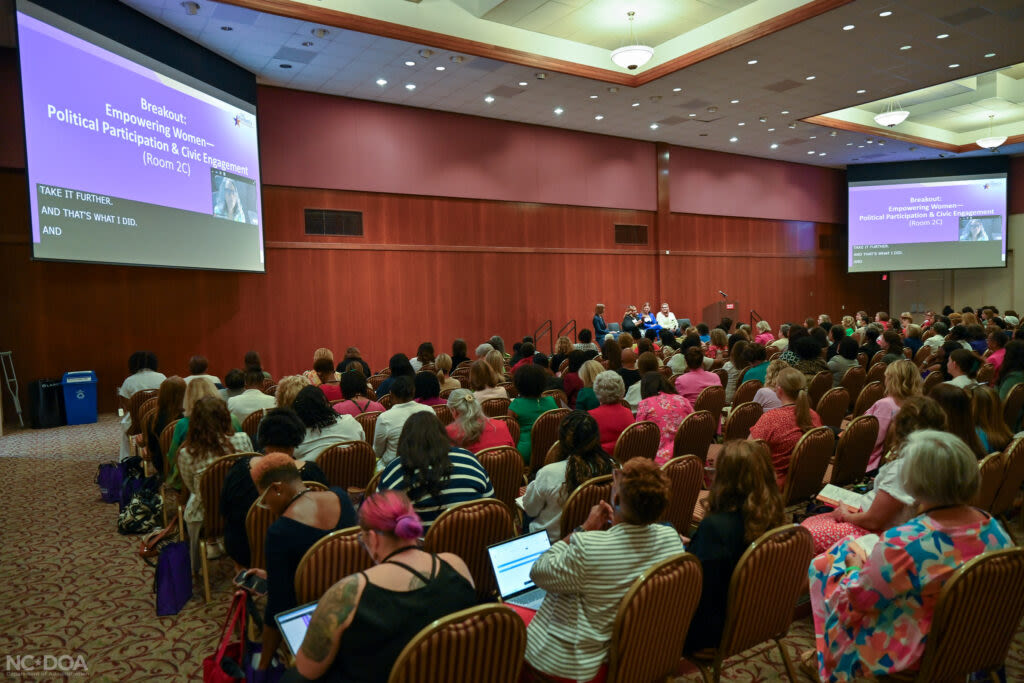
[378,412,494,531]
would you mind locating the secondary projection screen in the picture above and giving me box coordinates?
[16,1,265,272]
[847,172,1007,273]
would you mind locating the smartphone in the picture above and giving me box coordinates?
[233,570,268,596]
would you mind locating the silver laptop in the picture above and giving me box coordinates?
[487,530,551,611]
[274,600,319,656]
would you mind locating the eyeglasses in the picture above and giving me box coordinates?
[254,486,273,510]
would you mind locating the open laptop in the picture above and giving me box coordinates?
[274,600,319,657]
[487,530,551,611]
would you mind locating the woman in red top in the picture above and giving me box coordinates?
[314,357,342,402]
[445,389,514,453]
[588,370,634,453]
[748,367,822,487]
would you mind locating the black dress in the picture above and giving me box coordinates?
[684,509,747,652]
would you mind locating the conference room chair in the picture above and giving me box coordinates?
[558,358,570,375]
[1003,384,1024,432]
[528,408,571,480]
[870,350,885,367]
[612,421,660,464]
[158,418,181,526]
[693,385,726,419]
[440,388,455,400]
[493,414,520,446]
[379,394,395,410]
[364,470,382,500]
[318,441,375,495]
[263,384,278,397]
[559,474,613,539]
[539,440,562,470]
[658,365,674,379]
[852,381,885,417]
[877,547,1024,683]
[866,362,887,383]
[971,452,1006,513]
[354,411,382,446]
[245,480,328,570]
[815,387,850,430]
[542,389,569,409]
[902,347,914,360]
[475,446,523,511]
[198,452,248,602]
[780,427,834,508]
[260,377,275,392]
[128,389,159,437]
[922,370,944,396]
[989,436,1024,525]
[368,374,387,393]
[420,363,436,375]
[685,525,814,683]
[731,379,761,406]
[606,554,703,683]
[826,415,878,488]
[432,404,453,426]
[720,401,762,442]
[913,345,932,366]
[807,371,833,410]
[673,410,717,464]
[767,349,782,362]
[293,527,372,604]
[499,381,518,398]
[241,409,264,442]
[481,397,511,417]
[659,455,702,535]
[713,368,729,387]
[423,499,516,602]
[977,363,995,386]
[387,604,526,683]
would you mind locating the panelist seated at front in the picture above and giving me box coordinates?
[655,303,679,334]
[622,305,643,338]
[639,302,661,332]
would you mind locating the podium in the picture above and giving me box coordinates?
[701,300,740,330]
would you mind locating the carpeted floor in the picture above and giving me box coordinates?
[1,415,1022,682]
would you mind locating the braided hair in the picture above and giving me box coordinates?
[559,411,616,501]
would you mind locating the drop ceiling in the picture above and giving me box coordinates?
[116,0,1024,168]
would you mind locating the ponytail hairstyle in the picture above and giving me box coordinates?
[559,411,615,501]
[435,353,453,382]
[775,367,813,432]
[360,491,424,540]
[708,440,783,542]
[447,389,486,446]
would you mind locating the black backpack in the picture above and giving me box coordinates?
[117,476,163,535]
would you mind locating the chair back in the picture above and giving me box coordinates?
[731,379,761,406]
[672,410,717,464]
[354,411,382,445]
[829,415,878,487]
[658,365,673,379]
[498,381,517,398]
[866,362,887,383]
[241,410,264,441]
[319,441,376,490]
[607,554,703,683]
[559,474,613,538]
[693,385,725,417]
[1003,383,1024,432]
[263,384,278,397]
[128,389,159,435]
[159,419,180,477]
[712,368,728,387]
[612,421,660,464]
[543,441,564,468]
[990,436,1024,517]
[840,366,866,411]
[138,397,159,435]
[976,363,995,385]
[853,380,885,416]
[245,499,275,570]
[368,374,387,392]
[481,398,510,417]
[715,525,814,660]
[439,388,455,400]
[364,470,382,499]
[659,455,702,535]
[387,604,526,683]
[971,452,1005,512]
[475,446,523,510]
[493,415,520,446]
[912,547,1024,683]
[913,345,932,365]
[721,402,762,442]
[542,389,569,408]
[922,369,944,395]
[807,371,833,409]
[816,387,849,430]
[558,358,570,375]
[528,408,571,480]
[379,394,395,410]
[198,453,248,540]
[294,527,371,603]
[433,404,453,426]
[870,350,885,366]
[423,499,515,601]
[780,427,834,506]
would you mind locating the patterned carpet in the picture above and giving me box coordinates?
[0,415,1021,682]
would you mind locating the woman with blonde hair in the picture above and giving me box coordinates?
[445,389,514,453]
[751,359,789,412]
[434,353,461,392]
[165,377,243,489]
[484,349,507,382]
[754,320,775,346]
[275,374,310,409]
[302,347,338,386]
[749,367,822,486]
[971,385,1013,453]
[469,359,506,402]
[574,360,604,412]
[863,359,923,471]
[841,315,855,336]
[551,336,573,375]
[706,328,728,360]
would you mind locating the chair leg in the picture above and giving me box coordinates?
[776,638,800,683]
[690,660,714,683]
[200,538,212,603]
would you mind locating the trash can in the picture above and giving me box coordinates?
[29,379,66,429]
[62,371,98,425]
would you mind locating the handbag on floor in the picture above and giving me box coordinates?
[154,539,192,616]
[204,590,248,683]
[117,477,163,535]
[96,462,123,504]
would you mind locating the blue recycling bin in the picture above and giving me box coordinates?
[62,371,98,425]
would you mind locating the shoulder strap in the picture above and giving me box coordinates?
[386,559,433,585]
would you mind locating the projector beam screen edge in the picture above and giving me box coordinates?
[16,0,265,273]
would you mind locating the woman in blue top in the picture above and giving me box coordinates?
[593,303,611,341]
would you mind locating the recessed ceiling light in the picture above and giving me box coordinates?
[650,123,659,130]
[856,89,867,94]
[805,75,816,80]
[595,115,604,120]
[936,34,949,39]
[878,142,885,146]
[405,61,416,66]
[688,113,696,117]
[788,123,797,129]
[985,53,996,58]
[738,122,745,126]
[729,136,739,142]
[730,99,740,104]
[672,87,682,92]
[279,63,292,69]
[435,66,445,71]
[516,82,527,87]
[311,28,329,38]
[767,127,775,131]
[747,59,758,65]
[589,95,598,99]
[418,49,434,58]
[949,63,960,68]
[810,135,816,139]
[484,95,494,103]
[866,139,873,144]
[858,144,864,148]
[781,110,790,114]
[375,78,387,86]
[535,72,546,78]
[808,150,815,154]
[879,11,892,17]
[846,142,853,146]
[843,24,855,30]
[632,102,640,107]
[759,116,767,123]
[770,143,779,149]
[405,83,415,90]
[553,107,563,115]
[900,45,912,50]
[450,56,466,63]
[819,152,826,156]
[220,26,233,31]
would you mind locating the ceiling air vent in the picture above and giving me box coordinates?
[615,224,648,245]
[305,209,363,236]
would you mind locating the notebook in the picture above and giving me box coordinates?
[274,600,319,657]
[487,530,551,611]
[817,484,866,512]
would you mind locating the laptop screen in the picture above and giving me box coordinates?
[274,601,319,656]
[487,530,551,599]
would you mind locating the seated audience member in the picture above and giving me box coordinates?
[685,440,784,651]
[475,342,494,359]
[244,350,271,380]
[922,322,949,351]
[469,359,507,402]
[561,350,588,407]
[809,430,1013,681]
[142,375,185,476]
[674,347,722,403]
[722,340,749,404]
[967,324,988,354]
[904,325,924,355]
[551,336,574,377]
[790,335,829,381]
[748,367,822,486]
[245,454,357,671]
[875,311,892,329]
[841,315,856,336]
[511,343,537,375]
[184,355,222,387]
[624,351,660,410]
[292,386,365,462]
[302,348,338,387]
[809,326,830,352]
[220,368,245,401]
[802,397,945,553]
[970,385,1013,454]
[178,396,253,566]
[485,349,509,381]
[636,373,693,464]
[333,370,384,417]
[864,360,923,471]
[275,375,310,410]
[220,408,329,568]
[593,304,611,341]
[769,323,790,351]
[434,353,461,393]
[622,305,643,339]
[376,354,416,397]
[445,389,514,453]
[948,324,973,350]
[227,369,277,424]
[617,349,642,390]
[336,346,371,378]
[287,492,475,682]
[166,377,243,489]
[659,328,680,351]
[373,376,436,467]
[778,326,809,365]
[575,360,604,413]
[656,302,680,334]
[489,335,507,357]
[825,325,845,360]
[706,328,728,360]
[510,365,560,464]
[588,371,634,452]
[928,383,987,459]
[986,330,1008,376]
[998,342,1024,429]
[523,459,684,682]
[944,348,980,389]
[754,320,775,347]
[378,412,494,530]
[827,337,860,387]
[751,359,788,412]
[859,327,882,359]
[449,339,470,371]
[523,411,617,542]
[413,372,446,406]
[575,329,600,356]
[118,350,167,460]
[879,330,905,364]
[602,337,623,371]
[314,357,342,402]
[742,343,769,384]
[409,342,435,373]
